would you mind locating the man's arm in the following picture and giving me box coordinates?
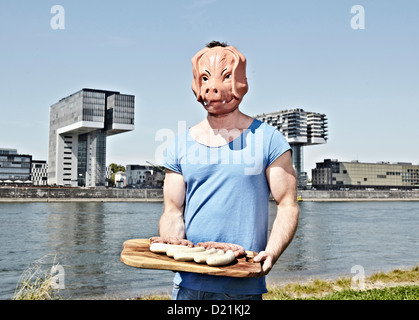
[254,150,299,276]
[158,169,186,238]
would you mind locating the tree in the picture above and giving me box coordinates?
[109,163,125,186]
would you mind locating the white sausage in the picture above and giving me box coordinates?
[150,243,188,254]
[173,248,216,262]
[149,243,172,253]
[174,248,217,262]
[166,246,205,258]
[193,249,224,264]
[173,248,218,262]
[206,250,236,266]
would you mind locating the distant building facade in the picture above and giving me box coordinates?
[126,164,164,189]
[31,160,48,186]
[312,159,419,190]
[255,108,328,188]
[114,171,127,188]
[126,165,151,187]
[48,88,135,187]
[0,148,32,183]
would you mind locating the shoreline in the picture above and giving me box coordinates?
[1,197,419,203]
[0,198,164,203]
[1,187,419,202]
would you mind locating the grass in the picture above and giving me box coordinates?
[139,265,419,300]
[318,285,419,300]
[12,255,62,300]
[264,265,419,300]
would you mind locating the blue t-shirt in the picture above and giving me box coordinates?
[162,118,291,294]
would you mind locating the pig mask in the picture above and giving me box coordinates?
[191,45,248,114]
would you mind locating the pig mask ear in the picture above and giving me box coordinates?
[191,47,210,104]
[191,45,248,103]
[224,46,248,100]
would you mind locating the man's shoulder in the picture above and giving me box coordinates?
[251,118,278,135]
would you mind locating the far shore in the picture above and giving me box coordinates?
[2,197,419,203]
[0,198,164,203]
[1,187,419,203]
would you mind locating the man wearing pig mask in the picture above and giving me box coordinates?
[159,41,299,300]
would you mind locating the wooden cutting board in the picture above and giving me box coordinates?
[120,239,262,278]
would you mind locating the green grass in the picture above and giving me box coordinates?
[317,285,419,300]
[264,265,419,300]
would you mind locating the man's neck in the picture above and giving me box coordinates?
[189,108,254,147]
[205,108,250,131]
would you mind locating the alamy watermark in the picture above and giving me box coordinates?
[351,5,365,30]
[50,5,65,30]
[50,263,65,289]
[351,265,366,290]
[49,5,365,31]
[154,121,265,175]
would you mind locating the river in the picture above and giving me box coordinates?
[0,201,418,299]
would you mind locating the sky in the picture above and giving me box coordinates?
[1,0,418,178]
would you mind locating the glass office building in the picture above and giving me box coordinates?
[312,159,419,190]
[48,89,135,187]
[0,148,32,182]
[255,108,328,188]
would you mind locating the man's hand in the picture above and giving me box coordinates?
[253,251,275,277]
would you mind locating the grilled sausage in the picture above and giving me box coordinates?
[149,236,194,247]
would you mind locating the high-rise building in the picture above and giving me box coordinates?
[48,88,135,187]
[255,108,328,188]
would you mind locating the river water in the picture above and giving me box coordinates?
[0,201,418,299]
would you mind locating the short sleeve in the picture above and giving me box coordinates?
[162,136,182,174]
[267,129,291,167]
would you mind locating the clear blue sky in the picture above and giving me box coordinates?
[1,0,418,177]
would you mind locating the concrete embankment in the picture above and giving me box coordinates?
[1,187,419,202]
[0,187,163,202]
[298,189,419,202]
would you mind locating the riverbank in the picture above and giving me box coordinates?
[135,265,419,300]
[0,187,164,202]
[1,187,419,202]
[11,263,419,300]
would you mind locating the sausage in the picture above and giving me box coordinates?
[149,236,194,247]
[193,249,224,264]
[166,246,205,258]
[173,248,217,262]
[149,242,172,253]
[197,241,246,258]
[149,243,187,254]
[206,250,236,266]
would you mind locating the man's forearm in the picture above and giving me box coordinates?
[158,208,185,239]
[265,203,299,264]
